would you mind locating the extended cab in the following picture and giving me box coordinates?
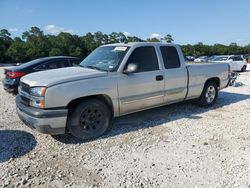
[16,43,231,139]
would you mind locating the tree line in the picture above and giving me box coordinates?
[0,27,250,63]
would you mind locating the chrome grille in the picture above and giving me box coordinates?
[20,96,30,106]
[19,82,30,106]
[20,82,30,94]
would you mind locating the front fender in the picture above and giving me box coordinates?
[44,77,119,116]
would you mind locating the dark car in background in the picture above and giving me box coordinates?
[184,56,195,62]
[3,56,81,94]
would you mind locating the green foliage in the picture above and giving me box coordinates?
[0,29,12,62]
[0,27,250,63]
[49,48,62,56]
[70,47,82,57]
[7,37,27,62]
[181,43,250,57]
[163,34,174,43]
[0,29,12,41]
[127,36,144,42]
[147,38,160,42]
[21,27,50,59]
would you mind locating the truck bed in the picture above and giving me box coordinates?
[186,62,229,99]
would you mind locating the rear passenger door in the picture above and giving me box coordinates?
[118,46,164,115]
[160,46,187,103]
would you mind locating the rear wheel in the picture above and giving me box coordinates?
[67,99,111,140]
[198,81,218,107]
[241,65,247,72]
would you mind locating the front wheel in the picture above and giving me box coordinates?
[197,81,218,107]
[67,99,112,140]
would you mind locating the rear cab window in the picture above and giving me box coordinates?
[160,46,181,69]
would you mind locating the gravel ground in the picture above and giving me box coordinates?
[0,67,250,188]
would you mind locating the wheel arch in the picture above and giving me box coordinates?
[66,94,114,116]
[204,77,220,89]
[198,77,219,107]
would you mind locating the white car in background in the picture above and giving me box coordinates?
[194,56,208,62]
[211,55,247,72]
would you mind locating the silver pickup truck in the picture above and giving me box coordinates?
[16,42,230,139]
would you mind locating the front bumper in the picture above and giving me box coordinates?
[16,95,68,135]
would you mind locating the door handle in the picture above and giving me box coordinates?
[156,75,164,81]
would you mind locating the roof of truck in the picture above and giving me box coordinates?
[104,42,178,47]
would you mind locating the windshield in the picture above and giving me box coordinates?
[199,56,207,59]
[208,56,216,60]
[80,46,129,72]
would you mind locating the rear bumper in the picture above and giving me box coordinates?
[226,72,238,87]
[2,78,20,93]
[16,95,68,135]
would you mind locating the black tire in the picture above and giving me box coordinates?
[241,65,247,72]
[197,81,218,108]
[67,99,112,140]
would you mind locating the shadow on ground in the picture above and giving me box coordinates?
[53,91,250,144]
[0,130,37,163]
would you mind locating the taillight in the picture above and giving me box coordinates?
[6,72,26,79]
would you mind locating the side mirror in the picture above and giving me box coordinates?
[228,59,233,62]
[123,63,138,74]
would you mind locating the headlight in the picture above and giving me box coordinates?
[29,87,47,108]
[30,87,47,97]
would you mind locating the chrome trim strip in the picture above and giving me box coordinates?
[165,87,185,95]
[121,94,164,104]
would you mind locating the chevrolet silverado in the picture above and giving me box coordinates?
[16,43,231,139]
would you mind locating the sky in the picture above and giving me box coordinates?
[0,0,249,45]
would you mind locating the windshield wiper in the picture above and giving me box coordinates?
[80,65,106,72]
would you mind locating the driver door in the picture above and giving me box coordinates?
[118,46,164,115]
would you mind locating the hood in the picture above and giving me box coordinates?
[21,67,108,87]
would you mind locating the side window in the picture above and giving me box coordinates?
[51,59,70,68]
[235,56,243,61]
[160,46,180,69]
[34,59,70,70]
[126,46,159,72]
[231,56,243,61]
[34,63,47,70]
[231,56,238,61]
